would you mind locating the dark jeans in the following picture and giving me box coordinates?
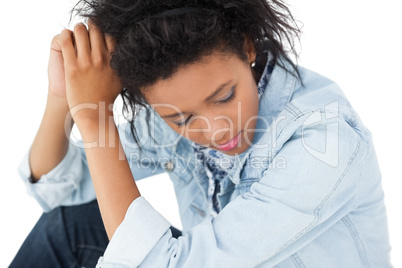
[10,199,182,268]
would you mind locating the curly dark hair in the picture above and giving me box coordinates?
[71,0,301,150]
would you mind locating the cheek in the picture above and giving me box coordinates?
[238,90,259,127]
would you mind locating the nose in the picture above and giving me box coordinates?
[192,114,233,145]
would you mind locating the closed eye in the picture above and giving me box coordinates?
[175,115,193,128]
[218,85,236,104]
[174,85,237,128]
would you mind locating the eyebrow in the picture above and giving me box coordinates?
[161,80,233,119]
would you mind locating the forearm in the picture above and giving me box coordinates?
[53,21,137,239]
[78,111,141,240]
[29,93,74,182]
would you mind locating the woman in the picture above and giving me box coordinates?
[11,0,391,267]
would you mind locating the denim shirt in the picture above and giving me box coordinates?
[18,58,391,267]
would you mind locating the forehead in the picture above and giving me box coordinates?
[142,53,245,112]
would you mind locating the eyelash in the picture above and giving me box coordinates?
[175,86,236,128]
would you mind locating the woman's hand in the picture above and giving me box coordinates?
[58,21,122,125]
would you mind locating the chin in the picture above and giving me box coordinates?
[219,144,250,156]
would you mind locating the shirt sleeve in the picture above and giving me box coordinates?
[95,112,374,268]
[17,139,90,212]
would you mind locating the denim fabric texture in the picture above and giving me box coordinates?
[10,200,109,268]
[9,200,182,267]
[17,57,391,267]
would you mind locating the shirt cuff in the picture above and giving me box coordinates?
[18,142,84,212]
[97,196,172,268]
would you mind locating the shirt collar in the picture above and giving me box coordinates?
[227,58,299,184]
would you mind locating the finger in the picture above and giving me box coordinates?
[105,34,117,53]
[73,23,91,60]
[59,29,77,67]
[88,19,108,58]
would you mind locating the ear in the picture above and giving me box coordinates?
[244,36,257,64]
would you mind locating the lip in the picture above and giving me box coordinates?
[216,132,241,151]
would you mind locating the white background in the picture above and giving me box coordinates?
[0,1,400,267]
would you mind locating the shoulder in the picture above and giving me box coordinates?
[241,62,375,186]
[261,61,371,149]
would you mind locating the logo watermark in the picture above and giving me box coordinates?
[64,100,341,167]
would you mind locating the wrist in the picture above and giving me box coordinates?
[74,107,116,141]
[45,93,74,131]
[69,101,114,124]
[46,92,70,111]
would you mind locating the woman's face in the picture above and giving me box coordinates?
[142,49,259,156]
